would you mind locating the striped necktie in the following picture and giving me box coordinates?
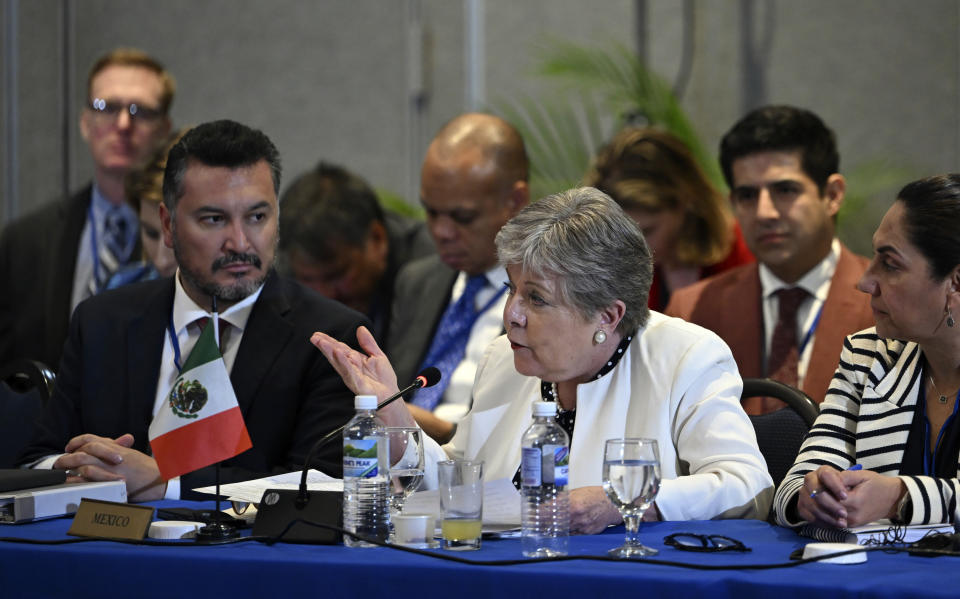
[89,206,134,294]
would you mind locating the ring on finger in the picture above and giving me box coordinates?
[809,488,820,499]
[66,468,83,478]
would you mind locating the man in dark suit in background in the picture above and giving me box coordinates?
[279,162,434,344]
[19,120,364,501]
[666,105,873,412]
[387,113,528,442]
[0,48,174,371]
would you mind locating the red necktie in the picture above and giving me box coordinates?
[767,287,809,389]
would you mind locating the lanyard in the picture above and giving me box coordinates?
[423,282,507,364]
[798,302,824,355]
[919,380,960,476]
[168,316,185,374]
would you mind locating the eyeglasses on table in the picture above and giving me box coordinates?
[663,533,751,553]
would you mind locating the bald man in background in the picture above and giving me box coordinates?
[387,113,529,442]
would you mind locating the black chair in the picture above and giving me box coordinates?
[743,378,819,492]
[0,360,56,468]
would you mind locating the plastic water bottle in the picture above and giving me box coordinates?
[342,395,390,547]
[520,401,570,557]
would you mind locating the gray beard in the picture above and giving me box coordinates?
[178,262,268,302]
[172,234,273,304]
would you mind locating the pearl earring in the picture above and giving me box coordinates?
[593,329,607,344]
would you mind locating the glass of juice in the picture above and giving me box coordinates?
[438,459,484,550]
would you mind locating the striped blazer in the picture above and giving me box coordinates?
[774,327,959,526]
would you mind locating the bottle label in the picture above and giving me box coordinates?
[521,446,541,486]
[343,437,380,478]
[543,445,569,487]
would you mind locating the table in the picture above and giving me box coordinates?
[1,500,958,599]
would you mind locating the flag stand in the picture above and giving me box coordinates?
[195,461,238,541]
[194,295,238,542]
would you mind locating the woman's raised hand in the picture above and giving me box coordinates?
[310,326,417,428]
[310,326,399,402]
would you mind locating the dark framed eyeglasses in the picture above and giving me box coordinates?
[663,533,751,553]
[88,98,164,123]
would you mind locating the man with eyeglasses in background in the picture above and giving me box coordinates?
[0,48,174,372]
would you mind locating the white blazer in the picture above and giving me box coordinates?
[423,312,773,521]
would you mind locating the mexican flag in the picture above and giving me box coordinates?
[149,315,252,480]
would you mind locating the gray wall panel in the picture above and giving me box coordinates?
[2,0,958,257]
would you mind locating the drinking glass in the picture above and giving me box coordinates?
[602,438,661,558]
[385,427,425,514]
[438,459,484,550]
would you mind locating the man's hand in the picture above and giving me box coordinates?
[569,486,625,534]
[54,433,167,502]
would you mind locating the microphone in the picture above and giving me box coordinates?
[296,367,441,498]
[252,367,443,543]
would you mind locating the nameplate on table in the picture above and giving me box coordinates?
[68,498,154,540]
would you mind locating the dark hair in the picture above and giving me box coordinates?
[88,47,176,114]
[279,162,384,261]
[162,120,281,212]
[584,127,731,267]
[897,174,960,280]
[719,105,839,193]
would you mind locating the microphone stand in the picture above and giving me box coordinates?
[196,295,239,542]
[251,368,439,544]
[294,374,432,507]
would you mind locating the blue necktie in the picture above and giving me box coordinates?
[411,274,488,411]
[90,206,134,294]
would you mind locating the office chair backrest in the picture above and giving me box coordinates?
[743,378,819,493]
[0,360,56,468]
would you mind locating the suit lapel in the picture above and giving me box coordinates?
[724,265,763,378]
[44,187,92,362]
[806,245,869,402]
[231,273,294,414]
[857,341,922,470]
[126,279,175,447]
[719,266,768,414]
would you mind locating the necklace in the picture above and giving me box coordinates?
[928,371,955,404]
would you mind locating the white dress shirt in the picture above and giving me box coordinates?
[433,265,508,424]
[70,184,138,310]
[758,238,840,387]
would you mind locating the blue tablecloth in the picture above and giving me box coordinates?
[1,500,957,598]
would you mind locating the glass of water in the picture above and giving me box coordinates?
[385,427,425,514]
[602,438,661,558]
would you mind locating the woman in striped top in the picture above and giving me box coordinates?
[774,174,960,528]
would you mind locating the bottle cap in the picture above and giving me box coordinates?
[355,395,378,410]
[532,401,556,417]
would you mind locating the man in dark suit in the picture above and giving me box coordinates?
[387,113,528,442]
[279,162,434,344]
[19,120,364,501]
[0,48,174,371]
[666,106,873,412]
